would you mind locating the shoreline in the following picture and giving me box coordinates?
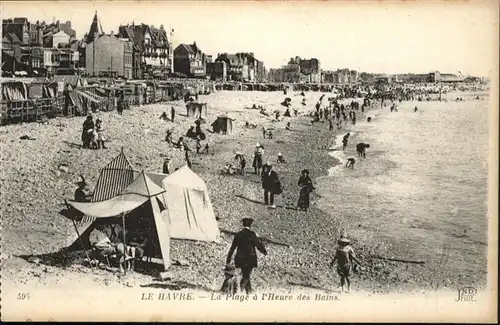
[0,91,487,295]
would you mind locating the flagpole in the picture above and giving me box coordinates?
[170,25,174,74]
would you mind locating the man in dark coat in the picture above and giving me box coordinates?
[261,162,280,209]
[81,115,94,149]
[226,218,267,294]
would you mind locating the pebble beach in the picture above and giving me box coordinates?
[0,89,490,295]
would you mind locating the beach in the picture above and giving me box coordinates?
[0,89,490,295]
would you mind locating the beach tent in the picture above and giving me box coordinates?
[160,166,220,242]
[65,152,220,267]
[186,102,208,119]
[211,115,234,135]
[67,171,172,270]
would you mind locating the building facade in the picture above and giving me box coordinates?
[86,34,133,79]
[174,43,206,78]
[117,23,172,79]
[215,52,265,82]
[206,61,227,81]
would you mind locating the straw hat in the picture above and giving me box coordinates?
[264,160,273,167]
[256,143,261,147]
[278,152,282,156]
[235,151,242,156]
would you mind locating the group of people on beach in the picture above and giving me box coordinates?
[81,114,107,149]
[220,90,378,294]
[73,86,385,294]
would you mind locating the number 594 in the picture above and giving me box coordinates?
[17,293,30,300]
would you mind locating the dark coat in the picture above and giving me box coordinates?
[226,228,267,268]
[261,170,279,191]
[356,143,369,152]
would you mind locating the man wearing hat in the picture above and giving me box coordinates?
[74,175,93,203]
[226,218,267,294]
[261,161,280,209]
[330,235,361,293]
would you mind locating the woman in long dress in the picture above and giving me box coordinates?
[297,169,314,211]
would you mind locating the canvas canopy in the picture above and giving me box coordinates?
[65,153,220,271]
[67,171,171,270]
[68,171,166,218]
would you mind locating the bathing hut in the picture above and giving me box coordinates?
[186,102,208,119]
[211,115,234,135]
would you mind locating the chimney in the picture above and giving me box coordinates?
[110,30,114,36]
[160,24,164,30]
[66,21,71,27]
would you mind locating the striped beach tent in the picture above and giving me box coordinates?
[77,149,136,226]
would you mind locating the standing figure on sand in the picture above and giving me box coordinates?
[226,218,268,295]
[252,143,264,175]
[342,133,350,151]
[261,162,281,209]
[330,235,362,293]
[81,115,94,149]
[297,169,315,211]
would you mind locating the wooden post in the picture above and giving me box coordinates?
[71,217,94,270]
[122,212,127,275]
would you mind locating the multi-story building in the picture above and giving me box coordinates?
[322,70,335,83]
[255,59,267,82]
[117,23,172,79]
[215,53,246,81]
[267,68,285,83]
[86,33,133,79]
[298,58,321,83]
[206,61,227,81]
[2,17,79,76]
[215,52,265,82]
[174,42,206,78]
[348,70,359,83]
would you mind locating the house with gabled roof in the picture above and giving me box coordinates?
[173,42,206,78]
[117,23,172,79]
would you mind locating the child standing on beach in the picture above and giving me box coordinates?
[330,235,361,293]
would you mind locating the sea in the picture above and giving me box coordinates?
[317,90,491,284]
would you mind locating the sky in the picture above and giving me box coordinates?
[2,1,498,77]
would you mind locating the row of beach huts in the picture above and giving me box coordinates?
[0,76,348,126]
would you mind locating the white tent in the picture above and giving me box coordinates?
[161,166,220,242]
